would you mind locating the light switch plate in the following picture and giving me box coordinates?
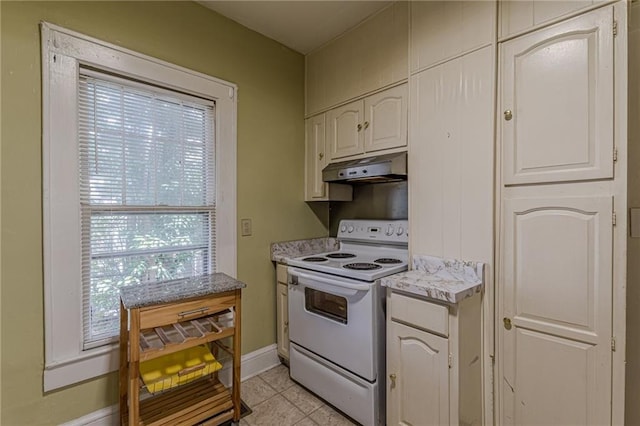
[241,218,252,236]
[631,209,640,238]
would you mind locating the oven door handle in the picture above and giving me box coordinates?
[289,269,371,292]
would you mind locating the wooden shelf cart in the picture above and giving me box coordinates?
[119,273,245,426]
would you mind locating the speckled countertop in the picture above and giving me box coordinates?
[120,273,246,309]
[381,255,484,304]
[270,237,339,264]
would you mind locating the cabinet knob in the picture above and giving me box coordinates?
[363,121,370,129]
[503,317,512,330]
[357,123,363,132]
[504,110,513,121]
[318,152,324,161]
[389,373,396,388]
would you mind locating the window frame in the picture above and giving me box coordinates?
[41,22,237,391]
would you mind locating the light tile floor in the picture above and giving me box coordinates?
[240,364,357,426]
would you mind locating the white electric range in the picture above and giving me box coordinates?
[287,219,408,426]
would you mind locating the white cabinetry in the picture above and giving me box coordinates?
[304,114,352,201]
[500,7,614,185]
[276,264,289,361]
[500,194,613,424]
[306,2,408,115]
[387,291,482,426]
[328,84,407,161]
[499,0,607,40]
[411,1,495,73]
[409,46,494,260]
[497,4,626,424]
[387,321,449,426]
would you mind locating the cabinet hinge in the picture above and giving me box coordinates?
[613,148,618,162]
[614,20,618,37]
[612,337,616,352]
[613,211,617,226]
[448,353,453,369]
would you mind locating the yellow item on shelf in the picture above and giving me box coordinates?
[139,345,222,394]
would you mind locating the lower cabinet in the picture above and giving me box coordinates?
[387,320,450,425]
[386,290,482,426]
[276,264,289,361]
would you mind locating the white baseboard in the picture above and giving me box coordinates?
[60,344,280,426]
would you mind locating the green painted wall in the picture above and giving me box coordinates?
[0,1,327,424]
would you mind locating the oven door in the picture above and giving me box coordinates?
[287,267,379,382]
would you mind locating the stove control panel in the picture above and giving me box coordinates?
[337,219,408,244]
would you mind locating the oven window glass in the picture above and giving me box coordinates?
[304,287,347,324]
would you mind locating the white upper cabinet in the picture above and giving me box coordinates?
[499,0,604,40]
[327,100,365,160]
[305,114,352,201]
[328,84,407,161]
[411,1,495,73]
[500,7,614,185]
[305,114,328,198]
[306,2,408,116]
[364,84,408,153]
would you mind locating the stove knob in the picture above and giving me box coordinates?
[347,225,354,233]
[340,224,347,233]
[386,225,394,236]
[397,227,404,236]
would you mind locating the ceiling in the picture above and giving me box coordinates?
[198,1,392,54]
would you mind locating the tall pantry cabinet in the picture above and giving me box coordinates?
[405,2,496,425]
[497,3,627,425]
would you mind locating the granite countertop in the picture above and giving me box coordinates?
[381,255,484,304]
[120,272,246,309]
[270,237,339,264]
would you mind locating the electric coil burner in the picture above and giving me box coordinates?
[287,219,408,426]
[343,262,382,270]
[326,252,356,259]
[374,258,403,265]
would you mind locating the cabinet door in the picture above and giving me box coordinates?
[364,84,407,153]
[305,114,327,200]
[499,1,599,39]
[500,195,612,425]
[327,100,364,160]
[411,1,495,72]
[501,7,614,185]
[276,282,289,360]
[387,320,449,426]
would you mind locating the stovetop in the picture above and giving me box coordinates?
[287,220,408,281]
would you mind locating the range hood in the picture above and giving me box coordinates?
[322,152,407,184]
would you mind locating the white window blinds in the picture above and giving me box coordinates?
[78,70,216,349]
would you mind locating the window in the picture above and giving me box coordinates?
[79,71,216,349]
[42,23,237,391]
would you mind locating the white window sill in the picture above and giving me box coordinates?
[44,344,119,392]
